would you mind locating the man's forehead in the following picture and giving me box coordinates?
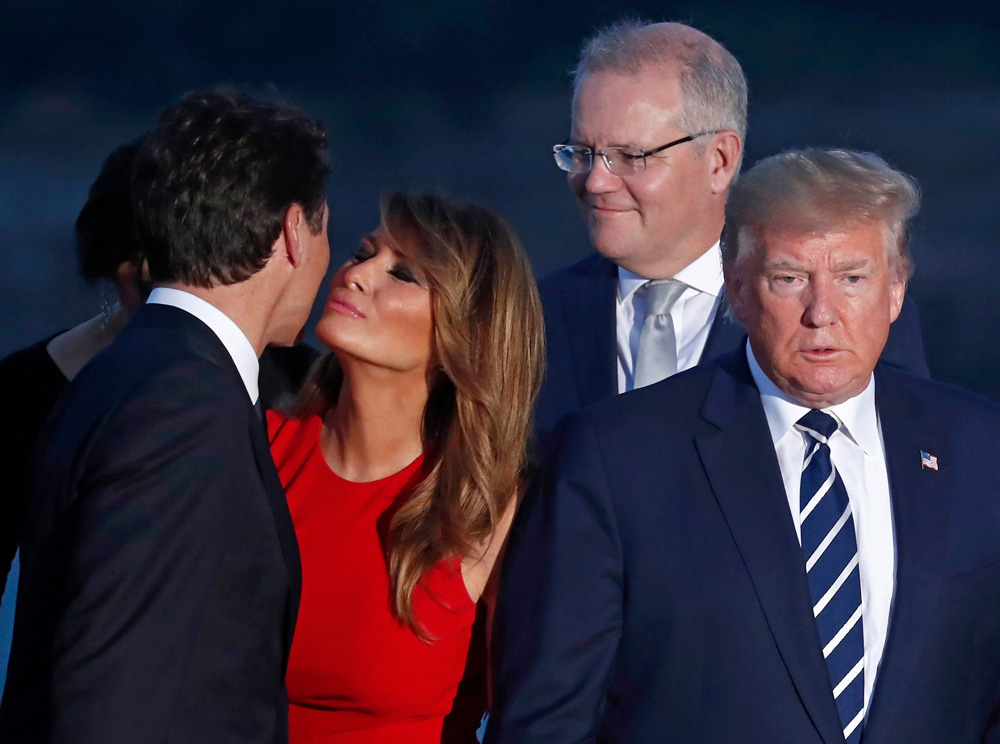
[760,255,876,270]
[758,220,884,242]
[752,223,891,263]
[573,64,682,106]
[570,66,685,137]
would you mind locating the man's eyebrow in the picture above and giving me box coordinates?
[761,260,807,273]
[761,258,875,273]
[831,258,873,272]
[566,138,639,149]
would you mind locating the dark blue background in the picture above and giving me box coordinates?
[2,0,999,685]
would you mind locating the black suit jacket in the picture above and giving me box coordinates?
[534,253,930,437]
[489,353,1000,743]
[0,337,318,602]
[0,304,302,744]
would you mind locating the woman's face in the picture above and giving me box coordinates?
[316,226,435,374]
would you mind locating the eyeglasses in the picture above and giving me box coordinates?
[552,132,718,176]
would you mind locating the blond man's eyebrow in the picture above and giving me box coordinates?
[761,259,873,273]
[761,260,807,272]
[830,259,873,272]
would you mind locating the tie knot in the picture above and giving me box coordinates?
[796,409,838,441]
[640,279,687,317]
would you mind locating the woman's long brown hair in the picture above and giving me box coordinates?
[295,192,545,637]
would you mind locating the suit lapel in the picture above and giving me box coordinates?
[561,256,618,408]
[699,290,747,363]
[249,418,302,669]
[858,368,948,743]
[694,356,846,744]
[132,304,303,666]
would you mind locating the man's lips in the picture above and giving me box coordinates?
[588,203,633,213]
[327,296,365,318]
[799,347,843,357]
[584,198,634,213]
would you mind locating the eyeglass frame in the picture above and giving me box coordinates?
[552,131,720,176]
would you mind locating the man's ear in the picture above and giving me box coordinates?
[889,279,906,324]
[709,131,742,194]
[281,204,306,268]
[725,272,746,323]
[724,252,754,325]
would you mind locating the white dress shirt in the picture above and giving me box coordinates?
[147,287,260,404]
[616,242,724,393]
[747,342,895,709]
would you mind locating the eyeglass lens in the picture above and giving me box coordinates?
[554,146,644,176]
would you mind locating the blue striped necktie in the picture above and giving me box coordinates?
[796,410,865,743]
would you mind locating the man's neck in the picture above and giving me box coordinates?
[148,286,262,401]
[617,229,723,281]
[159,281,272,356]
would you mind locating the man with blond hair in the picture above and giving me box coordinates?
[491,149,1000,743]
[534,20,927,439]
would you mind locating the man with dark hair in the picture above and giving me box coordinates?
[0,131,319,602]
[0,90,330,744]
[490,149,1000,743]
[535,20,928,440]
[131,90,328,290]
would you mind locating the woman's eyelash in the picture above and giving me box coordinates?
[349,248,421,285]
[350,249,372,263]
[389,266,418,283]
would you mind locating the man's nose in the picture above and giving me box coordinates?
[582,154,622,193]
[802,279,838,327]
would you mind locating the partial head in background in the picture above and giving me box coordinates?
[560,20,746,278]
[75,137,150,313]
[306,191,545,633]
[723,148,920,407]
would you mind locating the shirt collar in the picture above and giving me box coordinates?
[746,340,880,456]
[617,241,724,304]
[147,287,260,403]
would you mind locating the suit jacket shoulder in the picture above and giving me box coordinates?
[495,354,1000,744]
[535,255,620,440]
[880,296,929,377]
[1,304,299,744]
[538,252,616,292]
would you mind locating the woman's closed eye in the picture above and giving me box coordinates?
[350,248,374,264]
[389,263,420,284]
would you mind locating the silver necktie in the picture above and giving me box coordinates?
[633,279,687,389]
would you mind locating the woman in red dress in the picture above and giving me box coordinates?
[268,192,545,744]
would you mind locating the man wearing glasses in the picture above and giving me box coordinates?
[532,20,928,440]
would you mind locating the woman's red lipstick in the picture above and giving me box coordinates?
[328,295,365,318]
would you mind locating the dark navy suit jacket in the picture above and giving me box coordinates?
[489,352,1000,743]
[0,304,302,744]
[535,253,930,438]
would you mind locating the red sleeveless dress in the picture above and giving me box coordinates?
[268,412,485,744]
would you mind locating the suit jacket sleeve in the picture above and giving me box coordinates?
[487,414,623,744]
[41,363,280,743]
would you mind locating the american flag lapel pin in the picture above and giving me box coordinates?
[920,451,939,470]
